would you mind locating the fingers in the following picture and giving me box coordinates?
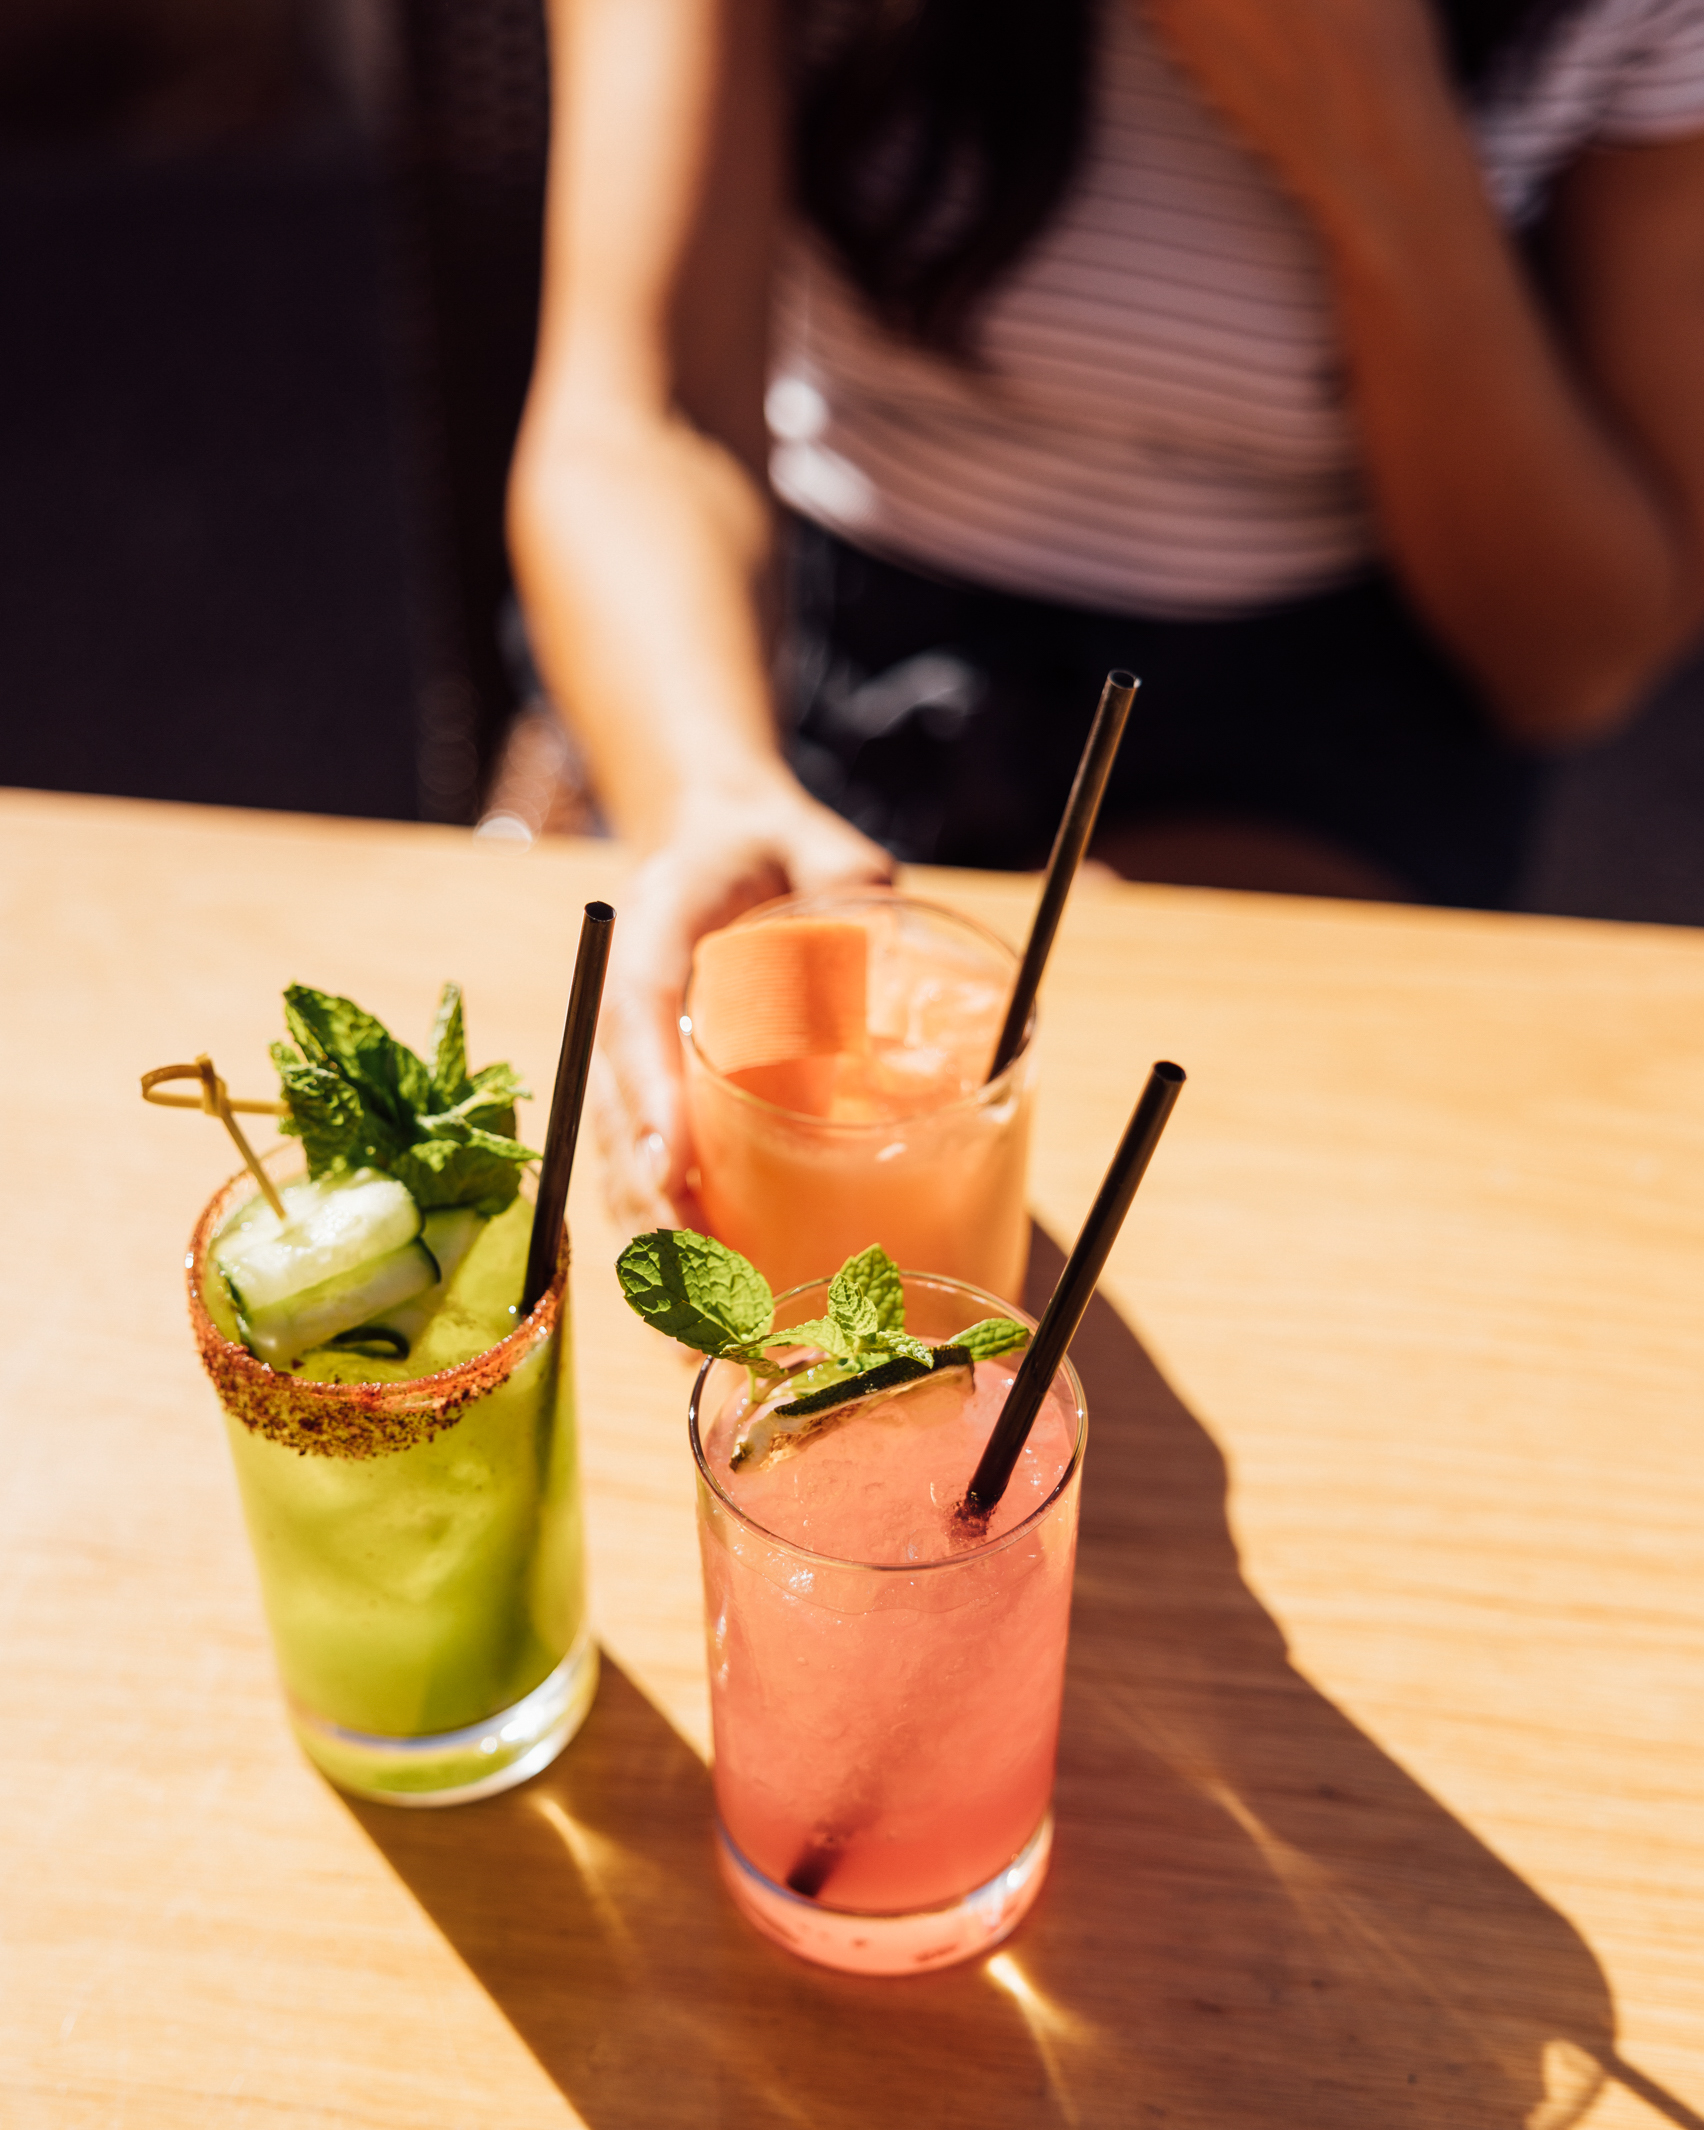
[593,856,705,1237]
[774,793,896,896]
[591,784,896,1237]
[589,1047,700,1239]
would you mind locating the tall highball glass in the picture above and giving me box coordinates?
[188,1168,596,1804]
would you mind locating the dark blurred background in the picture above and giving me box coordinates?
[0,0,553,829]
[0,0,1700,920]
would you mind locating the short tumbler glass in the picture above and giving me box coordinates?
[690,1270,1086,1975]
[189,1168,597,1804]
[682,890,1035,1303]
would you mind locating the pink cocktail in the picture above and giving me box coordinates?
[690,1271,1086,1974]
[682,891,1034,1303]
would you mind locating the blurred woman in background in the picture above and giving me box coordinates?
[509,0,1704,1233]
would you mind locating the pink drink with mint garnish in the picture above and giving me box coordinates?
[689,1272,1085,1972]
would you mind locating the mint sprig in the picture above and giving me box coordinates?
[271,981,538,1215]
[614,1227,776,1359]
[615,1230,1031,1463]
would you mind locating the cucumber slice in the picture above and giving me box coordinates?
[328,1208,487,1359]
[419,1207,483,1290]
[238,1237,441,1369]
[326,1326,411,1361]
[215,1171,422,1311]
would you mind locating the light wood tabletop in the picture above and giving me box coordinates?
[2,786,1701,2130]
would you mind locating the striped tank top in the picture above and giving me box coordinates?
[768,0,1704,618]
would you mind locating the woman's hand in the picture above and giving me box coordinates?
[593,777,893,1240]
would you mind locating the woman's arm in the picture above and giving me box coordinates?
[1141,0,1704,743]
[510,0,890,1235]
[511,0,786,840]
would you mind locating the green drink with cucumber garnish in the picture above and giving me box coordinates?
[183,979,597,1804]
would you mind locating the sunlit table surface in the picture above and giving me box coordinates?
[3,786,1702,2130]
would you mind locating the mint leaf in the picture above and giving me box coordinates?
[428,981,469,1103]
[826,1265,881,1343]
[881,1327,936,1366]
[834,1244,906,1336]
[283,985,432,1133]
[273,983,535,1208]
[269,1045,366,1173]
[613,1225,1024,1449]
[271,1039,409,1175]
[772,1313,857,1361]
[393,1128,539,1216]
[457,1061,529,1138]
[770,1252,931,1373]
[617,1229,774,1354]
[952,1317,1031,1362]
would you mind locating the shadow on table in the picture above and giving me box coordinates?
[352,1225,1693,2130]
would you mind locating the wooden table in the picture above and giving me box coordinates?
[3,787,1701,2130]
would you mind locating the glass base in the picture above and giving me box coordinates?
[290,1631,599,1806]
[717,1812,1053,1975]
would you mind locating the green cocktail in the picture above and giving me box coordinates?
[192,1175,594,1802]
[185,984,595,1804]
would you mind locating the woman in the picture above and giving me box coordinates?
[509,0,1704,1235]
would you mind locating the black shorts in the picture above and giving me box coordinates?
[782,517,1547,908]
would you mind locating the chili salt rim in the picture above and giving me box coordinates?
[186,1167,567,1461]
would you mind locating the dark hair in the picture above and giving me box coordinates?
[793,0,1581,352]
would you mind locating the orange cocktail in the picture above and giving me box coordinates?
[682,891,1033,1302]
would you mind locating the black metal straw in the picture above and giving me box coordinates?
[521,901,616,1315]
[963,1061,1185,1515]
[986,670,1139,1083]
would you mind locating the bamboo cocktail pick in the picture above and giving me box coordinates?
[140,1055,289,1219]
